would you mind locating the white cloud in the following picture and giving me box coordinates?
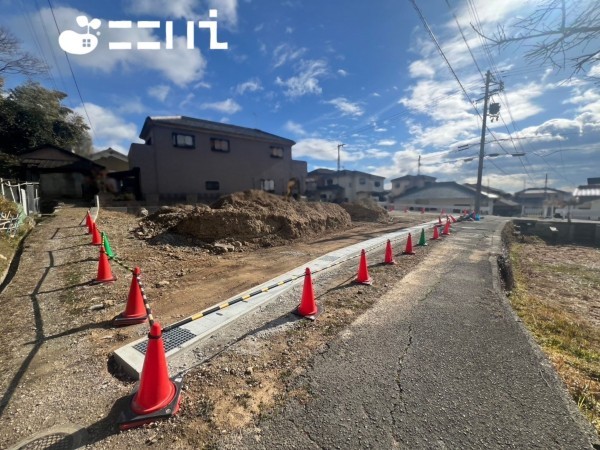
[377,139,396,146]
[283,120,307,136]
[148,84,171,102]
[272,44,307,68]
[337,69,348,77]
[74,102,141,151]
[285,26,294,34]
[275,59,328,97]
[326,97,364,117]
[207,0,238,27]
[235,78,263,95]
[200,98,241,114]
[408,60,435,78]
[35,6,207,87]
[117,97,146,114]
[293,138,365,162]
[126,0,238,26]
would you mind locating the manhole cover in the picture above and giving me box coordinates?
[19,433,72,450]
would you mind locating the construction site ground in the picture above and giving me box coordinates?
[0,205,445,449]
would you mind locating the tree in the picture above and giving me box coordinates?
[0,81,91,156]
[477,0,600,76]
[0,26,47,77]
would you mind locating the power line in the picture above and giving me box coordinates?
[46,0,96,139]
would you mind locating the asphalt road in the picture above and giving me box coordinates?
[229,217,599,449]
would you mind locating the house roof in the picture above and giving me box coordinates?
[139,116,296,146]
[392,181,517,206]
[390,174,436,183]
[308,168,385,180]
[89,147,128,162]
[20,144,104,171]
[514,187,570,196]
[463,183,510,197]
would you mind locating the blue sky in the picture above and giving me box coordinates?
[2,0,599,193]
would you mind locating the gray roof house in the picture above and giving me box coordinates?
[307,169,385,203]
[129,116,306,203]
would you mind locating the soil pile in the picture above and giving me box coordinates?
[341,201,388,222]
[138,190,351,247]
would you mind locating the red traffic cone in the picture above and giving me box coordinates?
[384,239,396,264]
[91,222,102,245]
[431,225,440,240]
[442,220,451,236]
[450,215,457,223]
[441,209,446,215]
[294,268,321,320]
[83,210,92,228]
[93,246,116,284]
[118,322,183,430]
[403,233,416,255]
[114,267,148,326]
[438,216,442,225]
[420,208,425,214]
[355,249,372,285]
[87,215,94,234]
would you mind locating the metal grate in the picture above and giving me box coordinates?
[133,327,197,354]
[20,433,73,450]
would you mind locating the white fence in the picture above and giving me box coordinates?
[0,179,40,236]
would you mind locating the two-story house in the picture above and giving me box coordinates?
[307,169,385,203]
[128,116,307,203]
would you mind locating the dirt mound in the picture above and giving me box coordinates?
[341,201,388,222]
[138,190,351,247]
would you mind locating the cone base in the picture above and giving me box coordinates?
[292,304,322,321]
[113,313,148,327]
[402,251,416,255]
[384,260,396,265]
[417,242,428,247]
[118,375,183,430]
[354,276,373,285]
[91,275,117,285]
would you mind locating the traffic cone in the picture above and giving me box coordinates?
[91,222,102,245]
[83,210,91,228]
[114,267,148,326]
[441,209,446,215]
[87,214,94,234]
[102,232,115,259]
[355,249,372,285]
[417,228,427,246]
[431,225,440,240]
[442,220,451,236]
[450,215,457,223]
[92,246,116,284]
[384,240,396,264]
[117,322,183,430]
[438,216,442,225]
[420,208,425,214]
[403,233,416,255]
[293,268,321,320]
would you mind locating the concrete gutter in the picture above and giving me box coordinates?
[113,219,439,378]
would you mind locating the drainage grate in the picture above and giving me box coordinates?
[133,327,197,354]
[19,433,73,450]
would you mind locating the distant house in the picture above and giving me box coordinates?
[389,175,436,200]
[307,169,385,203]
[89,147,129,172]
[567,178,600,220]
[20,144,104,200]
[392,181,520,216]
[513,187,571,217]
[129,116,306,203]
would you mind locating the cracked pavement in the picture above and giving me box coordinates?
[223,217,598,449]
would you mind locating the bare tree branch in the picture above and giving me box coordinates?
[0,26,47,77]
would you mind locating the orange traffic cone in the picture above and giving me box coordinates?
[294,268,321,320]
[442,220,451,236]
[114,267,148,326]
[93,246,116,284]
[450,215,457,223]
[384,239,396,264]
[118,322,183,430]
[403,233,416,255]
[355,249,372,285]
[431,225,440,240]
[91,222,102,245]
[87,214,94,234]
[83,210,91,228]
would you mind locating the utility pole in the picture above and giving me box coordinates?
[417,154,421,175]
[337,144,345,173]
[474,70,503,214]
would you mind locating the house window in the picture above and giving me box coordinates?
[359,178,366,185]
[211,138,230,152]
[260,179,275,192]
[326,178,334,186]
[395,182,400,188]
[205,181,220,191]
[374,181,381,187]
[172,133,195,148]
[270,146,284,158]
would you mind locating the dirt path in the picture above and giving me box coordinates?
[0,206,437,448]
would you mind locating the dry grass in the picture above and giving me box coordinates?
[509,240,600,434]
